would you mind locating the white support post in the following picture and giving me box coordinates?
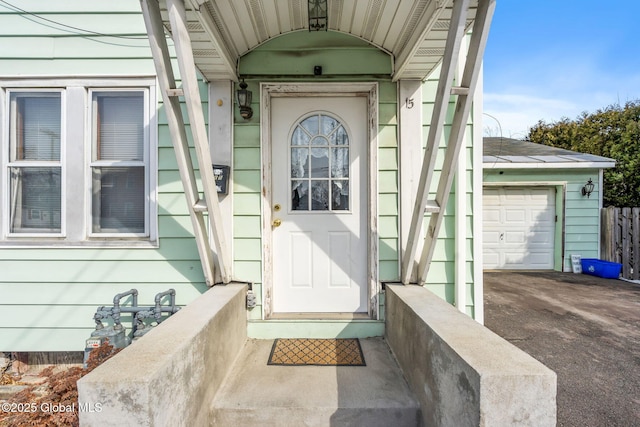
[472,63,485,324]
[454,35,468,313]
[167,0,232,283]
[417,0,496,285]
[455,147,467,314]
[401,0,471,284]
[140,0,216,286]
[399,80,424,282]
[455,32,469,315]
[209,81,234,283]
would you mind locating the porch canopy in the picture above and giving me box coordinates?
[157,0,480,81]
[141,0,494,286]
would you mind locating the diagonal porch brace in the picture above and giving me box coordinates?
[166,0,232,283]
[401,0,472,284]
[140,0,231,285]
[416,0,496,285]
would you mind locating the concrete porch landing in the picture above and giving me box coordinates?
[210,338,421,427]
[78,284,556,427]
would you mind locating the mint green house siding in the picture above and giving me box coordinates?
[232,97,262,317]
[0,2,209,351]
[0,3,484,351]
[378,81,400,284]
[421,71,478,316]
[0,2,156,76]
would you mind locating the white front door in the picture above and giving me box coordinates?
[271,96,368,314]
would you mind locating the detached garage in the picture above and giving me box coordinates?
[483,138,615,271]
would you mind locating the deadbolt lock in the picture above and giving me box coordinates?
[274,204,281,211]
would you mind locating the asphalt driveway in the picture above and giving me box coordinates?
[484,271,640,427]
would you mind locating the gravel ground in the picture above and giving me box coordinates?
[484,271,640,427]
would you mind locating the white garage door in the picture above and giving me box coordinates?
[483,187,556,269]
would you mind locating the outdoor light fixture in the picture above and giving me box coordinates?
[308,0,327,31]
[582,178,595,198]
[236,79,253,119]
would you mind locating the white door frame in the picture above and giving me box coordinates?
[260,82,379,320]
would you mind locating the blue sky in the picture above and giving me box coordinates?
[483,1,640,138]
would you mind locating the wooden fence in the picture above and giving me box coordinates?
[600,207,640,280]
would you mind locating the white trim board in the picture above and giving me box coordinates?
[260,82,380,320]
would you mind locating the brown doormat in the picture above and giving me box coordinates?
[268,338,366,366]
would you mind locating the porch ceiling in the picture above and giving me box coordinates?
[158,0,478,81]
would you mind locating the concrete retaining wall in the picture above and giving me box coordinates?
[385,285,556,427]
[78,284,247,427]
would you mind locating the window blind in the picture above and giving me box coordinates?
[13,94,61,161]
[95,93,144,161]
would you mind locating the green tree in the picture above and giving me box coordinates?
[527,101,640,207]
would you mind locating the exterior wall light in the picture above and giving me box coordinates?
[308,0,328,31]
[236,79,253,120]
[582,178,595,198]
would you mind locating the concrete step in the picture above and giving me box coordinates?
[210,338,421,427]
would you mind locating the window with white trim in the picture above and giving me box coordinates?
[1,80,157,245]
[90,91,147,235]
[8,91,63,234]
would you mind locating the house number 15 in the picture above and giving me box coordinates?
[406,97,415,109]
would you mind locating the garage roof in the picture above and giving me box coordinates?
[483,137,616,169]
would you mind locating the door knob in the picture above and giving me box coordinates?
[272,218,282,228]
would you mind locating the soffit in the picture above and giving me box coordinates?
[159,0,478,81]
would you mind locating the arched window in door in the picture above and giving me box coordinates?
[290,113,350,212]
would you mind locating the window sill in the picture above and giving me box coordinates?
[0,239,159,249]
